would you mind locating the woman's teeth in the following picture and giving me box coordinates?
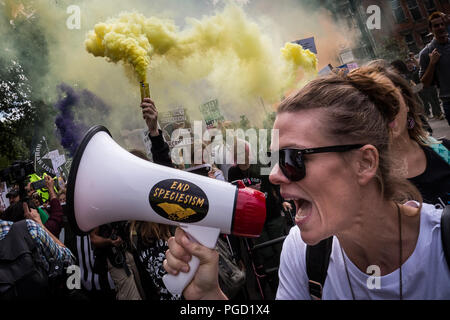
[294,199,311,224]
[282,196,312,224]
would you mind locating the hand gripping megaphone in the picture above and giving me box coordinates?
[66,125,266,295]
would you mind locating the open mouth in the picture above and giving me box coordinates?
[284,195,313,226]
[294,198,313,225]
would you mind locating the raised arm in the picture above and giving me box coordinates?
[43,175,63,237]
[141,98,174,167]
[23,202,74,267]
[420,48,440,87]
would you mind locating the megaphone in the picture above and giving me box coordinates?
[66,125,266,295]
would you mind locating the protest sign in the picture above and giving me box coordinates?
[337,64,350,75]
[318,64,333,76]
[34,137,69,177]
[339,49,355,64]
[292,37,317,54]
[347,62,359,71]
[159,107,192,148]
[42,150,66,177]
[199,99,224,129]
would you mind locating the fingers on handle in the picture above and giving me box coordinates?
[174,228,219,265]
[164,248,190,275]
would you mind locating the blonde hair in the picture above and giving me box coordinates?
[129,221,172,246]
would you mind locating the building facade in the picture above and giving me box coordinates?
[326,0,450,64]
[389,0,450,53]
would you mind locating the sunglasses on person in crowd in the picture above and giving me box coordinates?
[273,144,364,181]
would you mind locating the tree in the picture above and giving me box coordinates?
[0,57,33,168]
[0,8,54,170]
[376,35,409,63]
[0,58,32,122]
[0,120,29,168]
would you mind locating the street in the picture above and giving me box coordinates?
[430,118,450,140]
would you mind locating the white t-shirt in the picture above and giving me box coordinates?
[276,202,450,300]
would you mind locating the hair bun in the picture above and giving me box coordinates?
[346,67,400,123]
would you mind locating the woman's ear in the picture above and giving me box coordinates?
[355,145,379,186]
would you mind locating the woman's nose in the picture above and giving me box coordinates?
[269,163,290,185]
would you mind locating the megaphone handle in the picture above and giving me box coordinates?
[163,254,200,295]
[162,225,221,296]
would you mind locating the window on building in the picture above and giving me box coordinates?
[404,33,419,53]
[424,0,437,16]
[390,0,407,23]
[406,0,423,21]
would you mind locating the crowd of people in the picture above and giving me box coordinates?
[0,11,449,300]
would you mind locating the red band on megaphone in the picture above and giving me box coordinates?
[231,185,266,238]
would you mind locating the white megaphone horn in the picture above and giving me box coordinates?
[66,125,266,295]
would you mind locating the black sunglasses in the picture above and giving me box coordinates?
[274,144,364,181]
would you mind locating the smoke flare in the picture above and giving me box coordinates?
[54,84,111,156]
[85,4,318,103]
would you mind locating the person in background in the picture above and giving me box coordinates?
[0,202,74,299]
[186,142,225,180]
[367,60,450,207]
[420,11,450,125]
[405,57,443,121]
[29,192,50,227]
[227,138,259,185]
[1,176,64,238]
[129,219,180,300]
[90,221,143,300]
[5,188,20,207]
[40,175,64,237]
[58,189,66,204]
[390,59,432,134]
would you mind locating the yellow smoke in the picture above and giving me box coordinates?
[85,4,317,103]
[281,42,317,75]
[280,42,318,92]
[85,13,157,82]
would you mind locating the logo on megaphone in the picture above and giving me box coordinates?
[149,179,209,223]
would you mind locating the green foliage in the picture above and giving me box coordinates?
[11,19,50,95]
[376,36,409,63]
[0,120,27,161]
[0,58,32,121]
[0,12,55,170]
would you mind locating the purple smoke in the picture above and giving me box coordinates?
[55,83,110,157]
